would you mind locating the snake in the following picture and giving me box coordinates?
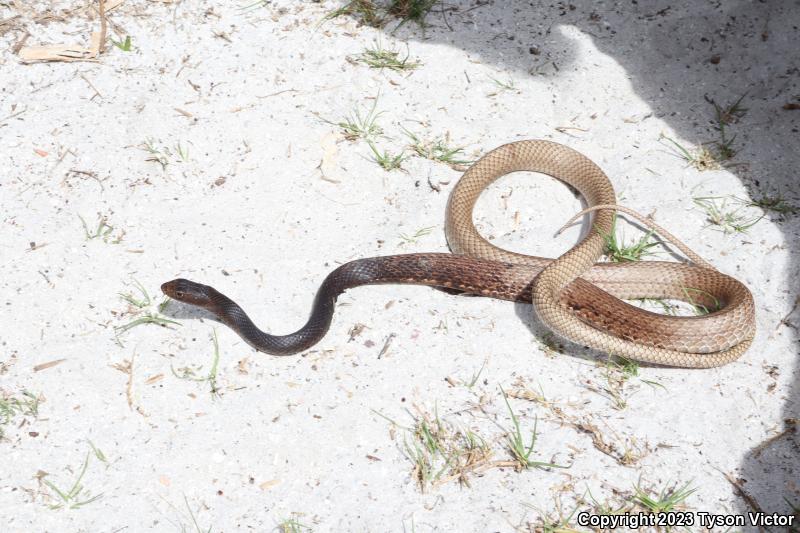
[162,140,756,368]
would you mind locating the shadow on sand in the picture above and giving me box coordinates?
[345,0,799,519]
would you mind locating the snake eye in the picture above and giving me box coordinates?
[175,290,185,298]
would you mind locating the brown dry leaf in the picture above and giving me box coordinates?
[33,359,66,372]
[19,32,102,63]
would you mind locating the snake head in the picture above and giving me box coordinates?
[161,278,212,307]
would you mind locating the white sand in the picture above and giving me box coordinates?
[1,0,798,531]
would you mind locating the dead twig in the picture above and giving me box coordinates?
[776,296,800,331]
[719,469,768,518]
[80,74,103,100]
[98,0,107,54]
[0,14,20,30]
[0,107,26,125]
[110,354,146,416]
[11,31,29,55]
[751,418,798,458]
[377,333,397,359]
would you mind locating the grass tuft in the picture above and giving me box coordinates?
[376,388,578,491]
[352,40,421,71]
[332,98,384,141]
[321,0,441,28]
[525,497,585,533]
[745,193,797,217]
[403,128,473,168]
[582,356,666,412]
[79,214,124,243]
[692,195,763,234]
[400,407,493,490]
[601,215,659,262]
[114,279,180,342]
[141,139,189,169]
[367,140,407,171]
[278,515,312,533]
[706,92,747,161]
[321,0,383,27]
[659,134,721,171]
[0,390,40,439]
[110,35,132,52]
[501,388,568,470]
[379,404,497,491]
[631,480,696,514]
[388,0,440,28]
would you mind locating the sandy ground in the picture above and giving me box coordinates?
[1,0,799,531]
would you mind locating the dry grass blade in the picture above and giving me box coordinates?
[42,451,103,510]
[501,388,569,471]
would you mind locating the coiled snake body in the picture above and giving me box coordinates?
[162,140,755,368]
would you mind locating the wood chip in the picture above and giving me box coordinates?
[259,479,280,491]
[20,43,91,62]
[19,32,102,63]
[33,359,66,372]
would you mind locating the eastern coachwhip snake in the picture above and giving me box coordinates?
[162,140,755,368]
